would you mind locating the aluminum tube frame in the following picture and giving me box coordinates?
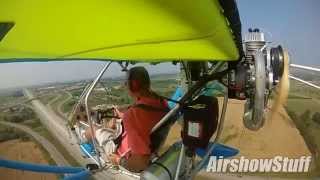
[80,145,100,165]
[68,83,91,123]
[84,62,112,167]
[289,64,320,90]
[290,64,320,72]
[174,144,185,180]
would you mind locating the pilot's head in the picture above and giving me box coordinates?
[126,66,151,98]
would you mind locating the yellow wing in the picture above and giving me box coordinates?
[0,0,242,62]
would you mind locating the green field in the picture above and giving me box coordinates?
[287,98,320,115]
[39,93,58,105]
[285,80,320,175]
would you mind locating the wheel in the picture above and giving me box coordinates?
[86,163,99,171]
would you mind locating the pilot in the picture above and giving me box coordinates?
[85,66,168,172]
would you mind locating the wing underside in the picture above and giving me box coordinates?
[0,0,242,63]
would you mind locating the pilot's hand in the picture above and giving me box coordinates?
[108,153,120,165]
[105,118,116,129]
[112,105,124,119]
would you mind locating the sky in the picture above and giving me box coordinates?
[0,0,319,89]
[237,0,320,67]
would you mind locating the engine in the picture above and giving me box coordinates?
[229,28,285,130]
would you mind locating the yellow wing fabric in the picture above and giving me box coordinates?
[0,0,240,62]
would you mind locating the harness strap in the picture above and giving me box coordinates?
[158,95,181,104]
[132,103,169,113]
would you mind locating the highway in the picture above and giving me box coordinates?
[56,91,73,118]
[23,89,89,165]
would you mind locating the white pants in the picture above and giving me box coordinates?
[80,122,122,157]
[96,128,117,156]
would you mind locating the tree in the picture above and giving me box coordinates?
[300,110,311,127]
[287,110,298,120]
[312,112,320,125]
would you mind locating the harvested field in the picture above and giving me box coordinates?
[0,139,58,180]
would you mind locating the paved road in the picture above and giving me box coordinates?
[0,121,69,166]
[23,89,87,164]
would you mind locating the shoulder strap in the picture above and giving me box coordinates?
[132,103,169,112]
[158,95,180,104]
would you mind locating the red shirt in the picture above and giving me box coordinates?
[117,96,167,157]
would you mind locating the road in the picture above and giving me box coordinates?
[0,121,69,166]
[23,89,88,165]
[47,94,62,106]
[57,91,73,118]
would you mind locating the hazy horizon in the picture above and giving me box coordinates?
[0,64,179,91]
[0,62,179,90]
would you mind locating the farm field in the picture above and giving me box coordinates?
[0,139,58,180]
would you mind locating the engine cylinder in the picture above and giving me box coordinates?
[244,28,266,61]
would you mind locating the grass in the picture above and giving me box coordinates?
[69,89,83,100]
[288,93,313,99]
[39,94,58,105]
[286,99,320,115]
[289,80,320,96]
[0,92,26,106]
[285,80,320,177]
[284,109,320,177]
[0,124,30,142]
[61,98,76,114]
[51,93,69,108]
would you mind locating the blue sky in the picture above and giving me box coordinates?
[0,0,319,89]
[237,0,320,66]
